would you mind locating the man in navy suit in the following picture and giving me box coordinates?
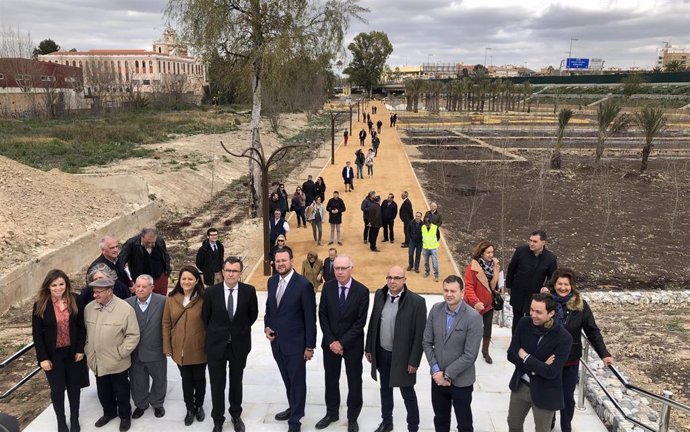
[265,246,317,432]
[316,255,369,432]
[342,161,355,192]
[507,293,572,432]
[203,257,259,432]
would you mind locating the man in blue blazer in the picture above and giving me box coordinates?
[264,246,317,432]
[507,293,573,432]
[316,255,369,432]
[423,275,483,432]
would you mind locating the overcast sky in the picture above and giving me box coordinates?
[1,0,688,70]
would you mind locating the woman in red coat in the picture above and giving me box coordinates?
[463,240,501,363]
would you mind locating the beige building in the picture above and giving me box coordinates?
[38,29,208,104]
[657,45,689,68]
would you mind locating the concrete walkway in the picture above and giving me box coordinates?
[26,102,608,432]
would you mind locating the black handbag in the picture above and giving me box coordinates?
[492,291,504,311]
[77,358,90,388]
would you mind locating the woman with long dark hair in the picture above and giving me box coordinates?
[32,269,86,432]
[162,265,207,426]
[314,176,326,202]
[291,186,306,228]
[542,268,613,432]
[463,240,501,363]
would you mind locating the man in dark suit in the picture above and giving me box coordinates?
[367,195,382,252]
[322,248,337,284]
[125,275,167,420]
[398,192,413,247]
[88,235,132,293]
[365,266,427,432]
[316,255,369,432]
[342,161,355,192]
[423,275,483,432]
[507,293,573,432]
[302,175,316,206]
[264,246,317,432]
[119,228,171,296]
[203,257,259,432]
[195,228,225,287]
[381,193,398,243]
[506,230,558,333]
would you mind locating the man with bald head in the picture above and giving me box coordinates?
[365,266,427,432]
[316,255,370,432]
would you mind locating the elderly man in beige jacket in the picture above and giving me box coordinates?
[85,277,140,432]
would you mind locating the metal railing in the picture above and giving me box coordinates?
[0,342,41,400]
[577,331,690,432]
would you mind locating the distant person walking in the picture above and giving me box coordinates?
[358,128,367,146]
[399,192,414,248]
[367,196,383,252]
[342,161,355,193]
[292,187,307,228]
[372,133,381,156]
[376,119,383,134]
[354,149,365,179]
[326,191,346,246]
[406,212,424,274]
[381,193,398,243]
[306,196,326,246]
[343,130,349,146]
[365,149,375,177]
[421,215,441,282]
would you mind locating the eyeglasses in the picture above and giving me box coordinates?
[386,276,405,281]
[334,266,351,271]
[278,240,285,243]
[223,269,241,274]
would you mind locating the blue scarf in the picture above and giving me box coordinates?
[552,293,573,325]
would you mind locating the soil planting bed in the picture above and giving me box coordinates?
[414,145,503,160]
[401,137,476,146]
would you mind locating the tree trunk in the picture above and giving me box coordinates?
[550,149,562,169]
[640,142,652,173]
[595,134,605,164]
[249,61,264,218]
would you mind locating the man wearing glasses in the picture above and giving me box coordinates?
[203,257,259,432]
[365,266,427,432]
[316,255,370,432]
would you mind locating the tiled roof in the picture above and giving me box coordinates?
[46,50,189,58]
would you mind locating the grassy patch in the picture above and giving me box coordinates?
[0,109,242,173]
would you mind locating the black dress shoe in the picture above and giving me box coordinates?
[315,414,339,429]
[132,407,146,419]
[274,408,291,421]
[184,409,195,426]
[348,420,359,432]
[154,407,165,418]
[374,422,393,432]
[212,422,223,432]
[231,416,245,432]
[94,415,116,428]
[195,407,205,422]
[119,418,131,432]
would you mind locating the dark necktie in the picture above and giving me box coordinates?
[391,295,400,303]
[227,288,234,322]
[339,286,347,311]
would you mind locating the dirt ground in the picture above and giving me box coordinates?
[404,117,690,431]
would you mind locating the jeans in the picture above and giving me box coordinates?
[377,348,419,431]
[423,248,439,278]
[310,220,322,242]
[408,241,422,270]
[366,165,373,176]
[295,207,306,227]
[356,164,364,179]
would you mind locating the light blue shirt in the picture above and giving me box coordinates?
[137,293,152,313]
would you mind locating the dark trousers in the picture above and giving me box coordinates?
[512,307,527,333]
[369,226,380,250]
[208,343,247,423]
[323,347,363,421]
[178,363,207,411]
[363,220,369,242]
[559,364,579,432]
[45,347,81,424]
[376,348,419,431]
[296,207,306,227]
[408,241,422,271]
[96,370,131,419]
[401,219,412,244]
[273,348,307,427]
[431,381,474,432]
[382,220,394,242]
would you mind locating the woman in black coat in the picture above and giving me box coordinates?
[314,176,326,202]
[32,269,87,432]
[543,268,613,432]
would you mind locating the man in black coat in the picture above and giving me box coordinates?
[398,192,414,247]
[195,228,225,287]
[507,293,572,432]
[203,257,259,432]
[506,230,558,333]
[358,128,367,146]
[365,266,427,432]
[360,191,375,244]
[406,212,424,273]
[302,175,316,206]
[367,196,382,252]
[315,255,370,432]
[88,235,132,295]
[380,193,398,243]
[322,248,337,284]
[326,191,346,246]
[342,161,355,193]
[119,228,171,296]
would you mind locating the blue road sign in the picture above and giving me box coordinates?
[566,58,590,69]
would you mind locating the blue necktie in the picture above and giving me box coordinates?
[339,286,347,312]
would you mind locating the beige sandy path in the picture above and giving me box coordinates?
[247,102,459,293]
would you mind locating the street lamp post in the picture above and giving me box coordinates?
[484,47,492,67]
[568,38,579,67]
[327,110,349,165]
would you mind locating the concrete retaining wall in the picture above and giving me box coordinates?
[0,202,163,314]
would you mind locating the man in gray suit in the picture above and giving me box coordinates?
[125,274,168,419]
[423,275,483,432]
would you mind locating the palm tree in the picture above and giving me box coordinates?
[595,99,633,164]
[634,106,667,173]
[404,79,424,113]
[521,81,533,112]
[550,108,573,169]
